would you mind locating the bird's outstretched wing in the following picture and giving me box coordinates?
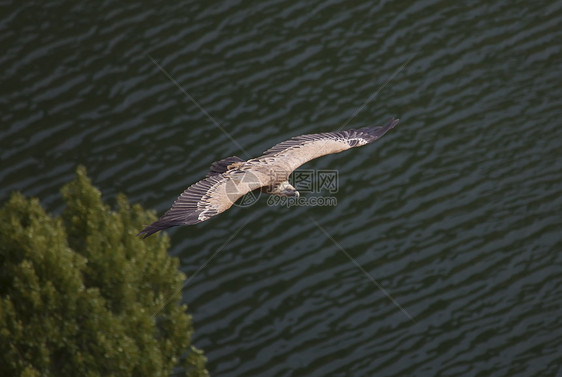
[138,118,398,238]
[137,168,268,238]
[261,118,399,172]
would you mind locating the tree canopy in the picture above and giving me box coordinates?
[0,166,208,377]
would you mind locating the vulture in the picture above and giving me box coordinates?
[138,118,399,238]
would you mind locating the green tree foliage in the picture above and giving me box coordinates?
[0,166,208,377]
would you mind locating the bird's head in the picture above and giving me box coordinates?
[271,181,300,197]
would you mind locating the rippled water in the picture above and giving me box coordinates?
[2,0,561,376]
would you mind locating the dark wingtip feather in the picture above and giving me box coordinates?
[354,117,399,143]
[136,221,171,239]
[137,211,207,239]
[136,216,183,238]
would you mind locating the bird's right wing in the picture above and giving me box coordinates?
[137,168,269,238]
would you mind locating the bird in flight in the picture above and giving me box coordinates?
[138,118,399,238]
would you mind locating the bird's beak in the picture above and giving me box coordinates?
[282,189,299,197]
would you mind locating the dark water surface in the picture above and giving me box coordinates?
[2,1,561,376]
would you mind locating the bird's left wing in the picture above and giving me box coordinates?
[260,118,399,172]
